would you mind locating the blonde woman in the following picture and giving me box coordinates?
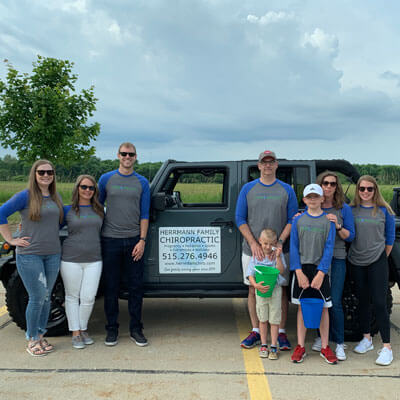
[0,160,63,356]
[60,175,104,349]
[348,175,395,366]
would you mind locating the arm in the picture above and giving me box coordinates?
[316,221,335,274]
[132,218,149,261]
[249,275,270,294]
[384,208,395,256]
[289,217,301,271]
[275,253,285,274]
[98,174,108,205]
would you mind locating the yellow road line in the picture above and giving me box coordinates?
[233,298,272,400]
[0,305,8,317]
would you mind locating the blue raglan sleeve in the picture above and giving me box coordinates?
[0,190,29,224]
[60,205,72,228]
[235,182,254,228]
[317,221,335,273]
[290,216,302,270]
[341,204,355,242]
[383,207,395,246]
[285,185,299,223]
[98,173,110,205]
[139,176,150,220]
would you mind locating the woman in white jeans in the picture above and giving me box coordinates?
[61,175,104,349]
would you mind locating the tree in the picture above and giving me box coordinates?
[0,56,100,164]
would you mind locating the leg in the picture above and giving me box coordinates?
[79,261,102,331]
[248,286,259,329]
[319,308,330,349]
[297,306,307,347]
[259,321,268,345]
[329,258,346,345]
[124,237,145,333]
[270,324,279,347]
[60,260,84,333]
[16,254,49,341]
[102,237,123,333]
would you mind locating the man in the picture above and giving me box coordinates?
[235,150,298,350]
[98,142,150,347]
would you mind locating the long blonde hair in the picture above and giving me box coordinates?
[28,160,64,222]
[71,175,104,218]
[351,175,394,216]
[316,170,345,209]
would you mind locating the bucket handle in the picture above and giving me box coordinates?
[299,288,326,303]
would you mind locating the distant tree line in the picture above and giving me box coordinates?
[0,156,399,185]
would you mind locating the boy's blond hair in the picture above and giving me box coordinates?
[259,228,277,241]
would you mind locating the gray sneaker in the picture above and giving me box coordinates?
[81,331,94,345]
[72,335,85,349]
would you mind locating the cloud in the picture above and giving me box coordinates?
[247,11,294,25]
[302,28,338,56]
[381,70,400,87]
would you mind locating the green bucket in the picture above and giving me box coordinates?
[255,266,280,298]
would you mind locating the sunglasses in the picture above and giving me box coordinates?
[119,152,136,157]
[79,185,95,191]
[322,181,337,187]
[359,186,374,192]
[36,170,54,176]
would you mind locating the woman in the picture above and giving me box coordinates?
[60,175,104,349]
[312,171,355,361]
[0,160,63,356]
[348,175,395,366]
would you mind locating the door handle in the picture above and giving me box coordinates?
[210,219,234,228]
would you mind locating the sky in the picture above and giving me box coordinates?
[1,0,400,164]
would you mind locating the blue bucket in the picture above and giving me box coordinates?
[300,298,324,329]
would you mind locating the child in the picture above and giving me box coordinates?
[247,228,287,360]
[290,184,337,364]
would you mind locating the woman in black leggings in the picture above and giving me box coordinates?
[348,175,395,366]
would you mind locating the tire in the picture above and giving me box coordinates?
[5,271,68,336]
[343,278,393,342]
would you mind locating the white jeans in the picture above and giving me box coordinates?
[60,260,102,332]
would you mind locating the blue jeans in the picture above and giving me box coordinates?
[329,257,346,344]
[101,236,144,333]
[16,253,61,340]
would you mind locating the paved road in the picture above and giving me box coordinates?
[0,283,399,400]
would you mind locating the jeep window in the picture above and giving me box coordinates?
[248,165,310,207]
[160,167,228,208]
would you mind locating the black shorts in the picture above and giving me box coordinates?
[291,264,332,308]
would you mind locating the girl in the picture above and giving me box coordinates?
[348,175,395,366]
[60,175,104,349]
[0,160,63,356]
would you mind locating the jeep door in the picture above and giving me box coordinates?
[145,161,243,296]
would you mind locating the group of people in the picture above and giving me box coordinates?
[0,146,395,367]
[236,150,395,366]
[0,142,150,355]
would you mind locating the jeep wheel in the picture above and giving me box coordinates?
[5,271,68,336]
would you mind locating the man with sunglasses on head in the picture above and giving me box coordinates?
[98,142,150,347]
[235,150,298,351]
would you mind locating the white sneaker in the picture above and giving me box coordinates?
[376,347,393,366]
[312,337,322,352]
[354,337,374,354]
[336,343,347,361]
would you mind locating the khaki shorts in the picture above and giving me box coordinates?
[256,285,282,324]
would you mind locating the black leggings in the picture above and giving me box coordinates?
[349,251,390,343]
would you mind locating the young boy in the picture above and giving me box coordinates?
[247,228,287,360]
[290,184,337,364]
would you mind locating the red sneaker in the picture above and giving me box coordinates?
[291,345,306,363]
[320,345,338,364]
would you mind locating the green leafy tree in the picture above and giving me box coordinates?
[0,56,100,164]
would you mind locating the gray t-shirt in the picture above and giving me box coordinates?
[348,206,390,266]
[0,190,62,255]
[98,170,150,239]
[290,212,335,274]
[235,179,298,256]
[62,206,103,263]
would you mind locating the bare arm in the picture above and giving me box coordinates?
[131,219,149,261]
[0,224,30,247]
[385,244,393,257]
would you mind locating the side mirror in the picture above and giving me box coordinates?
[152,192,166,211]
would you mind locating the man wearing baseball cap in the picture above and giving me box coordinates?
[235,150,298,350]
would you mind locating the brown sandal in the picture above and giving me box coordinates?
[40,338,54,353]
[26,341,47,357]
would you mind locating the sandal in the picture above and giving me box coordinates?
[40,338,55,353]
[26,340,47,357]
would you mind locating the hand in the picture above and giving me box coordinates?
[274,246,282,258]
[326,213,338,228]
[311,271,324,290]
[10,237,30,247]
[296,270,310,289]
[250,241,264,261]
[255,282,270,293]
[131,240,145,261]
